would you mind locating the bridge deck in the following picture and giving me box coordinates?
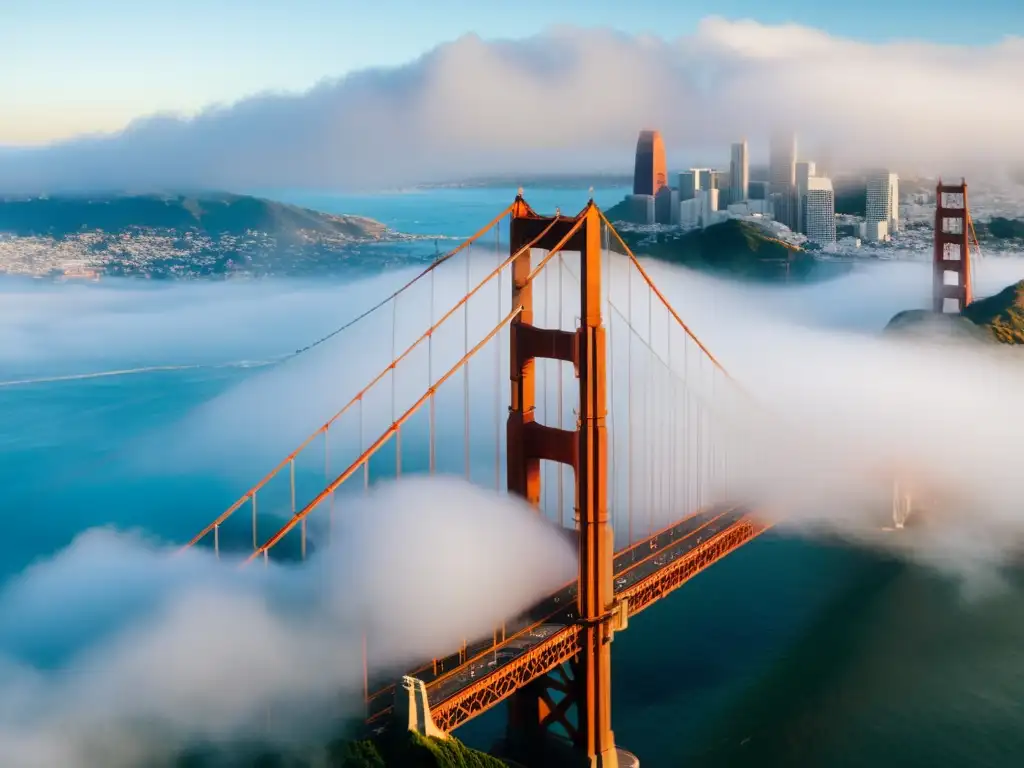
[365,505,767,732]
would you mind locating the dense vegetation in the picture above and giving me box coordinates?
[975,217,1024,240]
[0,192,386,240]
[329,729,507,768]
[614,219,850,283]
[961,280,1024,344]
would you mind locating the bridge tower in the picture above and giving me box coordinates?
[505,195,625,767]
[933,179,973,314]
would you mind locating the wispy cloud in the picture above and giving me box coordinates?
[2,19,1022,191]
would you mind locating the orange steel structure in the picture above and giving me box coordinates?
[933,179,974,313]
[505,198,619,765]
[183,194,770,766]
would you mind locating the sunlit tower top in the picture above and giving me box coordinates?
[633,130,668,197]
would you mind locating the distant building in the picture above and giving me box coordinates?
[866,171,900,236]
[769,132,798,230]
[803,176,837,245]
[727,200,770,216]
[633,130,668,197]
[678,171,699,201]
[680,198,701,227]
[700,188,719,228]
[861,219,890,242]
[698,169,720,192]
[748,181,769,201]
[655,187,680,226]
[626,194,656,225]
[795,161,816,233]
[729,141,749,205]
[679,188,719,229]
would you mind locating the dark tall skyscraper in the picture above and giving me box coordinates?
[633,130,667,196]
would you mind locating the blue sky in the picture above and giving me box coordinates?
[2,0,1019,145]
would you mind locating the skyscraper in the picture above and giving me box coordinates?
[769,132,798,230]
[803,176,836,245]
[795,161,816,234]
[678,171,699,200]
[866,171,900,238]
[633,130,668,197]
[698,169,720,192]
[729,141,749,205]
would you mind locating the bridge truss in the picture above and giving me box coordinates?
[183,194,769,765]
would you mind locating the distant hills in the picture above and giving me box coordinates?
[0,191,387,240]
[0,192,409,280]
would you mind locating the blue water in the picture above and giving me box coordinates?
[3,187,1024,767]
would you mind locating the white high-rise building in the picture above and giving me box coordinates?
[803,176,836,245]
[729,141,749,205]
[769,132,798,230]
[866,171,900,239]
[795,160,816,233]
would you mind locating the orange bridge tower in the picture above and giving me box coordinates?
[933,179,974,313]
[505,196,631,767]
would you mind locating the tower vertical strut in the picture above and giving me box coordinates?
[505,196,623,767]
[933,179,973,314]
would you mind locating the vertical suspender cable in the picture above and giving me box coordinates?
[429,260,436,475]
[495,221,502,491]
[558,249,565,527]
[647,280,654,536]
[251,492,258,552]
[464,248,471,481]
[604,223,613,540]
[325,426,332,545]
[627,252,634,546]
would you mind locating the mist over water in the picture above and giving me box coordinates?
[4,233,1024,764]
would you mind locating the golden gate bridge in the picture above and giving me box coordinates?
[179,180,977,767]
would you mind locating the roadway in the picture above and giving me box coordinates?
[365,503,751,727]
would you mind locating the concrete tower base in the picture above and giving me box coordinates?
[495,732,639,768]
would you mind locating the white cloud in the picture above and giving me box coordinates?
[2,19,1023,191]
[0,478,577,767]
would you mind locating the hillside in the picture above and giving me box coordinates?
[961,280,1024,344]
[975,217,1024,241]
[0,192,387,240]
[0,192,410,279]
[329,729,506,767]
[883,309,996,344]
[883,281,1024,345]
[613,219,849,282]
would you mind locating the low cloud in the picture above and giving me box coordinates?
[0,478,577,767]
[2,19,1023,191]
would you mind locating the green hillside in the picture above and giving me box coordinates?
[883,281,1024,346]
[329,729,506,768]
[0,192,387,240]
[961,280,1024,344]
[611,219,845,282]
